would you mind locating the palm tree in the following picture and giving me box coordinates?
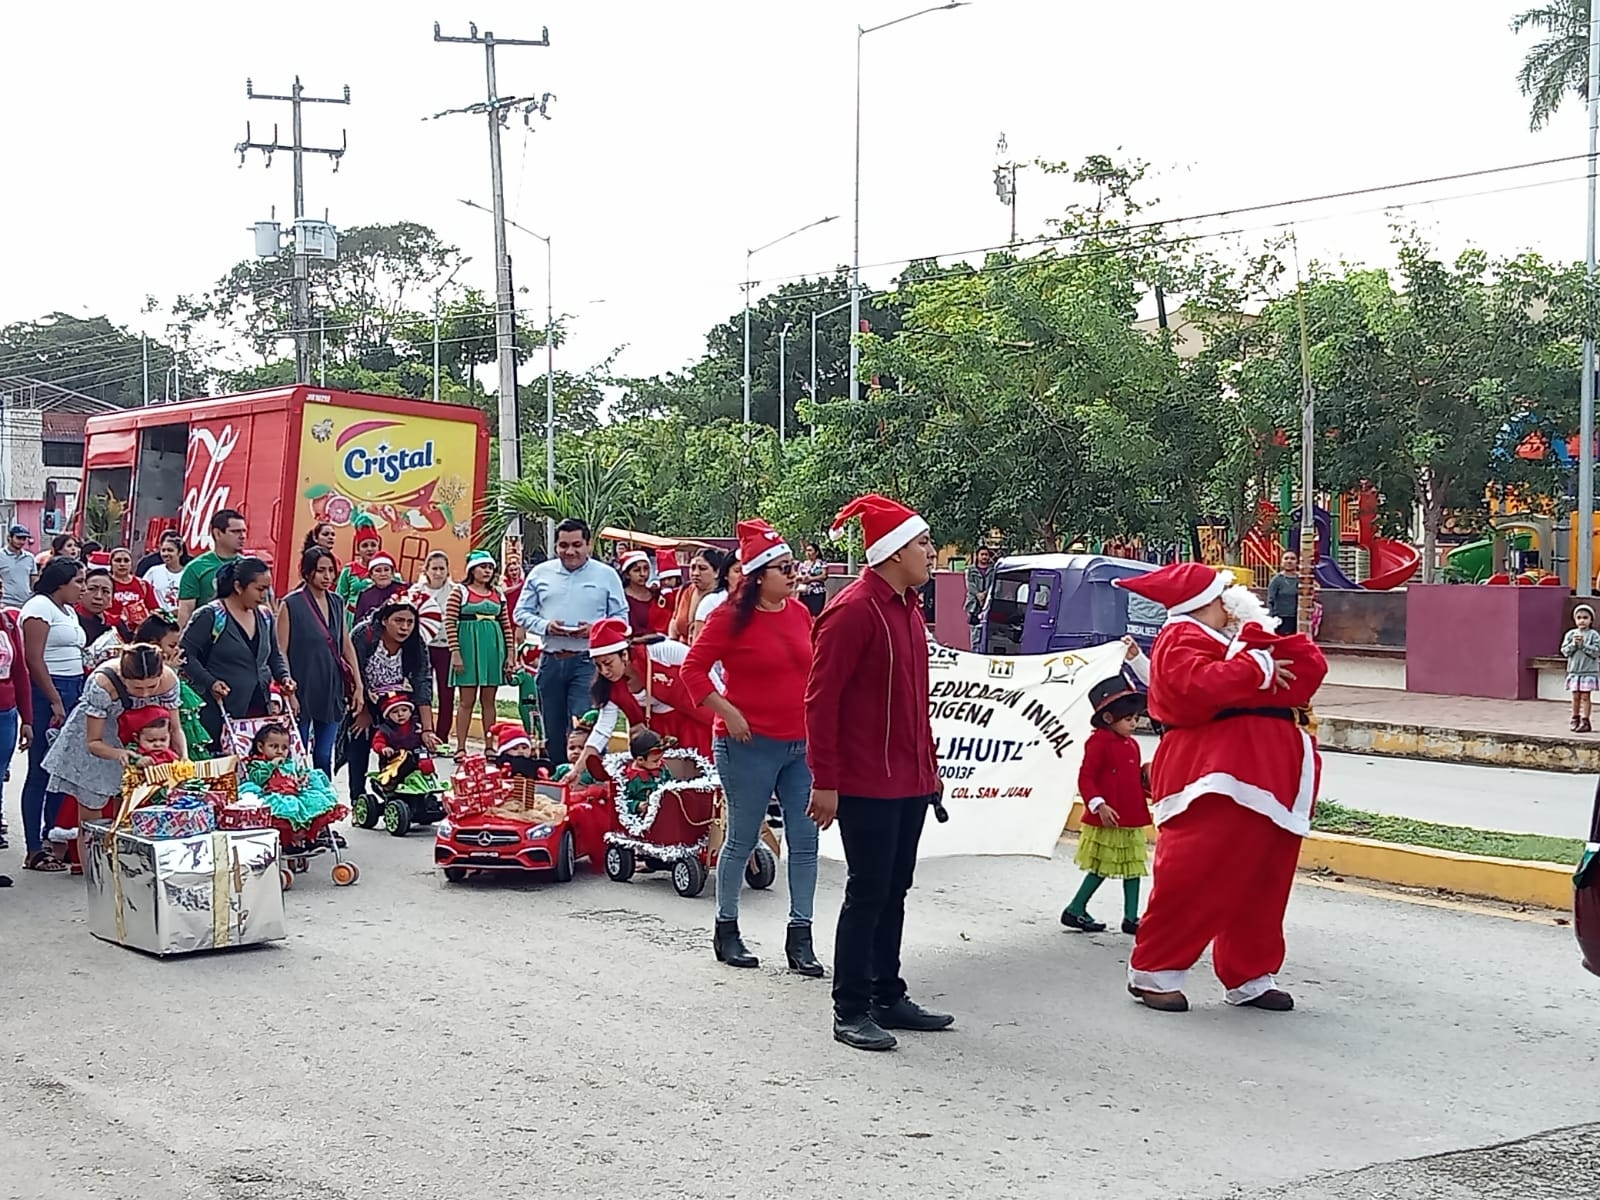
[479,447,639,552]
[1513,0,1591,130]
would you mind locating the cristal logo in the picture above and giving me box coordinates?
[181,424,242,552]
[336,420,436,486]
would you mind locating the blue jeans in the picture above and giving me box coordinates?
[713,734,818,925]
[536,653,595,752]
[299,716,339,776]
[0,706,17,829]
[21,674,84,854]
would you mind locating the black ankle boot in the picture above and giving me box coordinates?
[785,923,825,977]
[713,919,758,968]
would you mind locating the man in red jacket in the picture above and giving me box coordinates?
[806,494,952,1052]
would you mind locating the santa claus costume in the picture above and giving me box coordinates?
[581,617,715,762]
[1115,561,1327,1013]
[647,548,682,637]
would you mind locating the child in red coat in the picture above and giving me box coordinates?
[1061,674,1152,935]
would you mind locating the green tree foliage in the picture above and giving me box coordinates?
[0,313,187,407]
[1512,0,1591,130]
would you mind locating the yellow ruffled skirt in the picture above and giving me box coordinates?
[1074,824,1148,879]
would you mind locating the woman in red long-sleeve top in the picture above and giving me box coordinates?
[682,519,822,977]
[0,605,35,865]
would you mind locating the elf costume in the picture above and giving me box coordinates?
[239,753,346,847]
[1061,672,1152,936]
[336,513,382,606]
[178,679,213,759]
[511,641,543,738]
[1114,562,1327,1014]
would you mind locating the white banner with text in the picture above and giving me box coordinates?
[818,639,1127,860]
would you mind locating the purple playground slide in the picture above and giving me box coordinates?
[1286,506,1361,590]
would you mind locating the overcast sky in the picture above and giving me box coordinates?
[0,0,1589,389]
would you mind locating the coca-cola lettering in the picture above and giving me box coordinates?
[181,423,243,554]
[342,441,436,486]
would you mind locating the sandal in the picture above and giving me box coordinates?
[24,851,67,873]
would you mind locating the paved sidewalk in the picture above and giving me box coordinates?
[1317,685,1579,742]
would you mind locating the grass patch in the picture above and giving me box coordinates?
[1312,799,1585,866]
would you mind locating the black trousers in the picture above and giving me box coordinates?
[832,793,932,1020]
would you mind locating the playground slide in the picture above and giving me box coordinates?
[1288,507,1361,589]
[1360,537,1421,590]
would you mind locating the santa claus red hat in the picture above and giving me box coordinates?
[489,721,532,755]
[117,704,170,744]
[737,518,791,572]
[376,688,415,718]
[369,553,396,571]
[829,494,929,567]
[618,549,650,574]
[1113,561,1229,616]
[588,616,631,658]
[655,547,682,579]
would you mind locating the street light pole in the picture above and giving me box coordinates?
[743,214,839,438]
[810,298,852,441]
[850,3,968,413]
[1580,0,1600,596]
[778,321,794,444]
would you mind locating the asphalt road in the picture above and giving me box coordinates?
[3,769,1597,1200]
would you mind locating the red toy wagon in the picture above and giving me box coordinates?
[600,748,778,899]
[435,755,609,883]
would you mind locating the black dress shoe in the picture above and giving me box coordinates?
[713,919,758,968]
[871,996,954,1032]
[1239,988,1295,1012]
[833,1013,897,1051]
[1121,917,1140,935]
[1060,909,1107,933]
[784,923,825,977]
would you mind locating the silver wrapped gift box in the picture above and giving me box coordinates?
[84,820,287,956]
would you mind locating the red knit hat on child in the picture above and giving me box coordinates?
[1113,562,1228,616]
[489,721,532,754]
[736,518,791,572]
[377,689,415,718]
[828,494,929,567]
[117,704,170,744]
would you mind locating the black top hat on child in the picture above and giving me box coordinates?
[1088,675,1145,729]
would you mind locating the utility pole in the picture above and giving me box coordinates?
[1580,0,1600,596]
[432,21,553,488]
[993,132,1020,246]
[236,77,350,385]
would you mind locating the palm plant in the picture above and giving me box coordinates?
[479,447,639,552]
[1513,0,1592,130]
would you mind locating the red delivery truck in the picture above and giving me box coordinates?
[79,386,490,592]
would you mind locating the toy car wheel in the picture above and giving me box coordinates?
[604,844,635,883]
[672,856,707,899]
[746,845,778,890]
[279,869,294,892]
[442,866,468,883]
[330,861,359,887]
[352,791,382,829]
[382,797,412,838]
[554,829,577,883]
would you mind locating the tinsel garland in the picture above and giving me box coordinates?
[602,747,719,840]
[605,833,708,864]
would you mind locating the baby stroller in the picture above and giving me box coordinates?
[221,715,360,889]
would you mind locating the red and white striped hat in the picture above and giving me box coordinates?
[619,549,650,574]
[588,616,631,658]
[829,494,929,567]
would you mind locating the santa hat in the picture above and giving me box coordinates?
[464,549,496,574]
[88,551,112,568]
[517,640,542,669]
[655,548,682,579]
[369,553,396,571]
[737,518,791,572]
[117,704,170,744]
[829,494,929,567]
[588,616,631,658]
[1113,562,1228,616]
[619,549,650,574]
[489,721,532,754]
[376,689,415,717]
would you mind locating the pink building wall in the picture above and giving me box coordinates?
[1405,584,1567,699]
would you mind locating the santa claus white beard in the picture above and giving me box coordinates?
[1220,583,1279,639]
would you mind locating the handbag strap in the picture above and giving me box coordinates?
[297,587,344,658]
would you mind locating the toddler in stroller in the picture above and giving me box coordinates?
[355,689,450,837]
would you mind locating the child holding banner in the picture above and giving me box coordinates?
[1062,667,1152,935]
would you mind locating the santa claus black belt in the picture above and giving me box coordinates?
[1215,706,1297,723]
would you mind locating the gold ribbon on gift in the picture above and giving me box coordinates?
[208,832,246,949]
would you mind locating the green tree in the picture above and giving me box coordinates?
[482,447,640,553]
[0,313,190,406]
[1512,0,1591,130]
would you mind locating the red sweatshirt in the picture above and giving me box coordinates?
[1076,725,1151,828]
[0,611,32,724]
[805,569,938,799]
[682,597,811,741]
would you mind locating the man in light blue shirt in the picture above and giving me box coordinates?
[514,517,627,750]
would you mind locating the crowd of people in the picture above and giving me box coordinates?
[1,489,1331,1051]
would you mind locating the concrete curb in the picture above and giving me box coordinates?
[1062,803,1573,910]
[1318,715,1600,773]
